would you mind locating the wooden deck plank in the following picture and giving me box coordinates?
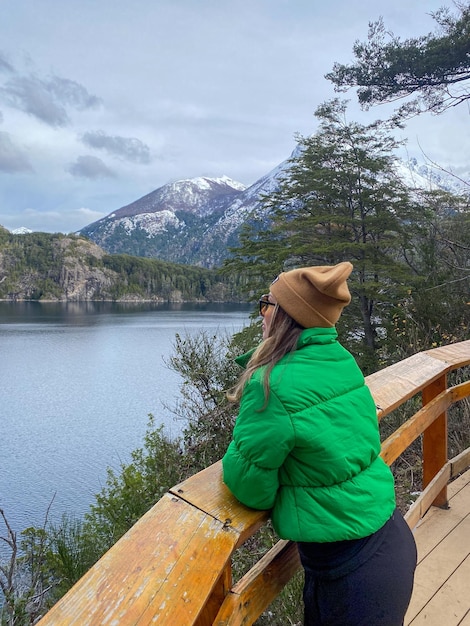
[407,555,470,625]
[406,471,470,626]
[408,517,470,626]
[407,521,470,624]
[451,471,470,497]
[410,473,470,556]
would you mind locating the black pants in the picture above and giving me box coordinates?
[298,510,417,626]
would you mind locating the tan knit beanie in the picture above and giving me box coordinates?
[270,262,353,328]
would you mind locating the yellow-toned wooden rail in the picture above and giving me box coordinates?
[37,340,470,626]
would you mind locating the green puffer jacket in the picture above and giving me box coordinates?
[222,327,396,543]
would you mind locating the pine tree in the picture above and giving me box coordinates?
[226,100,432,371]
[326,2,470,120]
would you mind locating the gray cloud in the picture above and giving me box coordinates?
[0,52,14,74]
[81,130,151,164]
[0,131,33,172]
[67,155,115,179]
[0,74,101,127]
[48,76,101,111]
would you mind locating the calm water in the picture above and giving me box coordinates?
[0,301,251,533]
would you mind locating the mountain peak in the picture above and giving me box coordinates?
[78,174,249,266]
[78,154,468,269]
[105,175,246,221]
[11,227,33,235]
[171,175,246,192]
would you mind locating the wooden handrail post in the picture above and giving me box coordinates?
[422,374,448,508]
[195,564,233,626]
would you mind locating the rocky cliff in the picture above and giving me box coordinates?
[0,229,229,302]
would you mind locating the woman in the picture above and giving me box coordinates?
[222,262,417,626]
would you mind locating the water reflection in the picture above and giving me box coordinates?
[0,302,252,531]
[0,300,252,325]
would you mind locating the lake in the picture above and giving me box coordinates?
[0,301,252,534]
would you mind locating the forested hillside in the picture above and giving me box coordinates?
[0,228,244,302]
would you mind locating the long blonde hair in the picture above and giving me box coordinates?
[228,305,303,404]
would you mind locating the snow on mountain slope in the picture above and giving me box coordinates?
[77,150,468,268]
[78,175,249,266]
[210,155,292,231]
[397,158,469,196]
[11,227,33,235]
[111,176,246,219]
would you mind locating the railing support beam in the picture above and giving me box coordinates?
[422,374,448,508]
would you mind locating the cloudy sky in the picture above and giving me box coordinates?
[0,0,468,233]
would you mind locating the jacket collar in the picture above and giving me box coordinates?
[235,327,338,369]
[296,326,338,347]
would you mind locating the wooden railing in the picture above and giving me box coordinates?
[37,340,470,626]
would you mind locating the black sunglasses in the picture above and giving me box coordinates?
[259,294,276,317]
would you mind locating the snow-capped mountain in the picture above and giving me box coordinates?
[396,158,469,196]
[79,162,292,268]
[11,227,33,235]
[110,175,246,220]
[79,176,248,267]
[79,150,468,269]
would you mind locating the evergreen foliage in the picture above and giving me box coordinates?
[389,188,470,359]
[100,253,238,301]
[0,508,55,625]
[326,2,470,119]
[225,99,444,372]
[0,232,243,302]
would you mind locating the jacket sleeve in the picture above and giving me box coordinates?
[222,376,295,510]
